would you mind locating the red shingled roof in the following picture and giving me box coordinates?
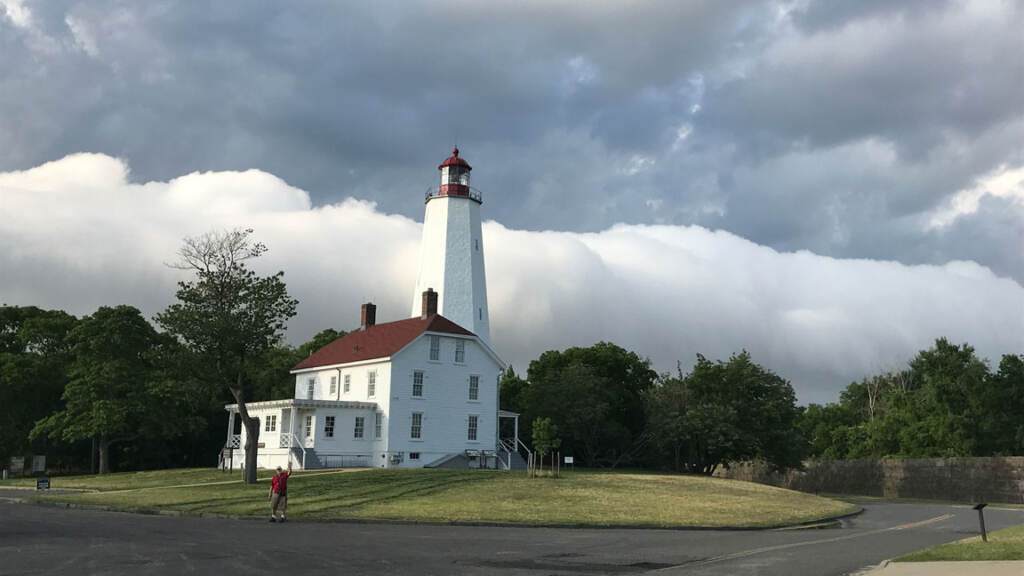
[292,314,474,371]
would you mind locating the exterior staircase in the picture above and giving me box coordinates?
[498,439,529,470]
[290,446,322,470]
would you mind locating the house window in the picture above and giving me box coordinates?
[468,415,478,441]
[469,375,479,400]
[413,371,424,397]
[409,452,420,460]
[367,370,376,397]
[455,340,465,363]
[411,412,423,439]
[429,336,440,361]
[265,414,277,432]
[329,376,337,396]
[343,374,350,393]
[324,416,335,438]
[307,378,315,400]
[304,415,312,438]
[354,417,365,439]
[375,413,382,438]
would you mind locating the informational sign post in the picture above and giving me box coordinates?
[36,477,50,490]
[564,456,574,471]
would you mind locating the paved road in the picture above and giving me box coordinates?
[2,491,1023,576]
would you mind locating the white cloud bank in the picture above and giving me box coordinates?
[2,154,1022,403]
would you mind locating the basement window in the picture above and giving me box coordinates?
[409,452,420,460]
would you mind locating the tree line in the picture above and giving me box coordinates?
[799,338,1024,459]
[502,338,1023,473]
[500,342,803,473]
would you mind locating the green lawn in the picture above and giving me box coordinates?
[10,468,858,528]
[895,524,1024,562]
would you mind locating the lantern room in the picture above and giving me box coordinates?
[438,147,473,199]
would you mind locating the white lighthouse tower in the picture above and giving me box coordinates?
[411,148,490,342]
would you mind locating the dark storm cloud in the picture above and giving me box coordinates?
[1,0,1022,331]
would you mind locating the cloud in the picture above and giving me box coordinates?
[1,0,1022,294]
[3,154,1022,404]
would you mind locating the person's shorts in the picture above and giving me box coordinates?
[271,493,287,509]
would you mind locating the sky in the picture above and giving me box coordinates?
[1,0,1022,404]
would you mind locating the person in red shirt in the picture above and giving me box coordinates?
[269,460,292,522]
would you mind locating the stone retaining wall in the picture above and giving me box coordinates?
[714,457,1024,504]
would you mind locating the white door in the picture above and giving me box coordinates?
[304,414,314,448]
[281,409,291,439]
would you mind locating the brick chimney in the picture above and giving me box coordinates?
[360,302,376,330]
[421,288,438,317]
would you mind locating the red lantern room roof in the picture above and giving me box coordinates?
[438,147,472,171]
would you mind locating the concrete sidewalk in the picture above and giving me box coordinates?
[865,561,1024,575]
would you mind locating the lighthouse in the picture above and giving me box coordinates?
[411,148,490,342]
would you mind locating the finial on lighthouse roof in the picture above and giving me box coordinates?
[439,147,472,170]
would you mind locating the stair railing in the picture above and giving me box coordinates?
[279,433,307,469]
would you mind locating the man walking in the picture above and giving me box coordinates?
[269,460,292,522]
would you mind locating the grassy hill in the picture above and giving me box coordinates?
[5,468,858,528]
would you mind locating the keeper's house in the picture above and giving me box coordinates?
[225,296,509,470]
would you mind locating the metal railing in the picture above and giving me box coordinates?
[424,187,483,203]
[279,433,306,468]
[318,454,371,468]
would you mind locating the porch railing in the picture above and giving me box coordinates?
[279,433,306,468]
[226,434,240,449]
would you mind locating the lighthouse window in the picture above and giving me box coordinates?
[474,238,479,251]
[459,170,470,186]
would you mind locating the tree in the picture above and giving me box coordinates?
[645,352,803,474]
[523,342,656,466]
[30,306,163,473]
[531,417,561,475]
[979,354,1024,454]
[157,229,298,484]
[0,306,78,465]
